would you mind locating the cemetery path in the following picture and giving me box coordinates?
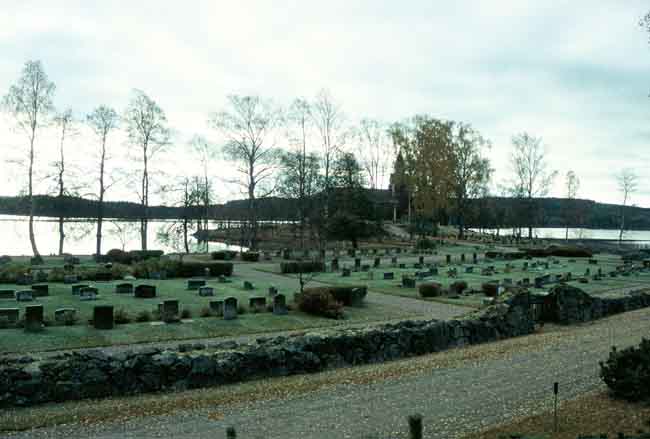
[5,307,650,439]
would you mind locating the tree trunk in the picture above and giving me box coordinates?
[58,216,64,255]
[28,132,40,257]
[183,218,189,253]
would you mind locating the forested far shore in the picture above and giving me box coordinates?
[2,194,650,231]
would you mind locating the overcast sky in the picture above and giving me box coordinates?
[1,1,649,207]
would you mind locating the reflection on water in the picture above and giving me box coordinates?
[0,215,244,255]
[474,227,650,246]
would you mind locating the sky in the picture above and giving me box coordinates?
[0,0,649,207]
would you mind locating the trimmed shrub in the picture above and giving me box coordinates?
[523,245,593,258]
[301,286,367,307]
[450,280,468,295]
[241,252,260,262]
[211,250,237,261]
[419,282,443,298]
[105,249,133,265]
[416,238,436,250]
[296,289,344,319]
[482,282,499,297]
[600,339,650,402]
[280,261,326,274]
[0,263,30,283]
[128,250,164,262]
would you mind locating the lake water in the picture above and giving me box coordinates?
[475,227,650,246]
[0,215,244,256]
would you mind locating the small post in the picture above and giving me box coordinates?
[226,426,237,439]
[408,414,423,439]
[553,381,559,433]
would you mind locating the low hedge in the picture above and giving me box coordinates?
[128,250,165,261]
[302,285,367,307]
[131,259,233,278]
[211,250,238,261]
[281,261,326,274]
[418,282,443,298]
[449,280,468,295]
[241,252,260,262]
[600,338,650,402]
[522,245,593,258]
[295,289,344,319]
[104,249,133,265]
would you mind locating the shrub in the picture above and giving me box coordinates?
[296,289,344,319]
[211,250,237,261]
[301,286,367,307]
[600,339,650,402]
[280,261,326,274]
[482,282,499,297]
[200,307,213,318]
[416,238,436,250]
[114,308,132,324]
[241,251,260,262]
[180,309,192,319]
[62,313,77,326]
[47,267,66,283]
[0,263,30,283]
[128,250,164,262]
[177,261,233,278]
[135,310,151,322]
[0,255,12,265]
[105,249,133,265]
[450,280,468,295]
[419,282,443,298]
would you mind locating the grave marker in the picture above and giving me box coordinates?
[224,297,238,320]
[198,286,214,297]
[209,300,224,316]
[134,284,157,298]
[24,305,44,332]
[54,308,76,324]
[115,283,133,294]
[273,294,288,315]
[93,305,114,330]
[15,290,33,302]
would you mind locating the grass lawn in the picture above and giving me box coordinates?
[463,390,650,439]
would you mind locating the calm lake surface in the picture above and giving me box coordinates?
[475,227,650,246]
[0,215,243,256]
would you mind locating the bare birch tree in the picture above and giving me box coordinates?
[87,105,120,256]
[2,60,56,258]
[124,90,170,251]
[209,95,281,250]
[564,170,580,241]
[616,168,638,245]
[355,118,391,190]
[52,109,76,255]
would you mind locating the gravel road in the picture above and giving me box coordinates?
[4,307,648,439]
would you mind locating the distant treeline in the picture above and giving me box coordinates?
[1,194,649,230]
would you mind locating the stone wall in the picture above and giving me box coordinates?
[1,289,649,408]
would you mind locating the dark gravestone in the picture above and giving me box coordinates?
[430,267,439,276]
[268,286,278,297]
[391,256,398,266]
[361,264,370,272]
[187,279,206,290]
[341,268,351,277]
[63,274,78,284]
[0,289,15,299]
[223,297,238,320]
[354,258,361,270]
[273,294,288,315]
[134,284,157,298]
[522,278,530,286]
[198,286,214,297]
[534,277,544,288]
[374,257,381,268]
[71,284,90,295]
[16,274,33,286]
[418,256,424,265]
[54,308,76,323]
[115,283,133,294]
[15,290,33,302]
[94,272,112,282]
[465,266,474,274]
[402,276,416,288]
[249,297,267,312]
[209,300,224,316]
[35,271,48,283]
[331,258,339,271]
[589,259,598,265]
[93,305,114,330]
[472,253,478,264]
[79,287,98,301]
[383,272,395,280]
[24,305,44,332]
[243,281,254,290]
[282,249,292,260]
[31,284,49,297]
[161,300,180,322]
[0,308,19,326]
[399,263,406,269]
[446,254,451,264]
[460,254,466,263]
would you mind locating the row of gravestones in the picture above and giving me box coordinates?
[0,293,291,332]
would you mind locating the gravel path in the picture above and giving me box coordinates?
[4,307,649,439]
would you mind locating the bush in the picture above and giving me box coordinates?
[482,282,499,297]
[128,250,164,261]
[450,280,468,295]
[176,262,233,278]
[280,261,325,274]
[135,310,151,323]
[241,251,260,262]
[105,249,133,265]
[0,255,12,265]
[47,267,66,283]
[62,313,77,326]
[419,282,443,298]
[180,309,192,319]
[296,289,344,319]
[200,307,213,318]
[302,286,367,307]
[416,238,436,250]
[114,308,132,324]
[0,263,30,283]
[600,339,650,402]
[211,250,237,261]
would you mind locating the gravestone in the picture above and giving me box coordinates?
[383,272,394,280]
[79,287,98,301]
[16,274,33,286]
[134,284,157,298]
[597,268,603,277]
[396,248,402,254]
[413,263,422,269]
[361,264,370,272]
[15,290,33,302]
[465,266,474,274]
[268,286,278,297]
[35,271,48,283]
[331,258,339,271]
[348,249,356,258]
[198,286,214,297]
[54,308,76,324]
[115,283,133,294]
[418,256,424,265]
[503,278,513,286]
[0,308,19,326]
[187,279,206,290]
[430,267,439,276]
[218,275,228,283]
[460,254,466,263]
[445,254,451,264]
[204,267,211,278]
[31,284,49,297]
[24,305,43,332]
[589,259,598,265]
[354,258,361,270]
[71,284,89,295]
[398,263,406,269]
[93,305,114,330]
[522,278,530,286]
[94,271,112,282]
[161,300,180,322]
[374,257,381,268]
[584,268,591,277]
[341,268,351,277]
[534,277,544,288]
[209,300,224,316]
[63,274,78,284]
[224,297,238,320]
[447,268,458,278]
[0,289,15,299]
[282,249,292,260]
[243,281,254,290]
[273,294,288,315]
[522,262,529,271]
[391,257,398,266]
[472,253,478,264]
[416,271,426,280]
[402,276,416,288]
